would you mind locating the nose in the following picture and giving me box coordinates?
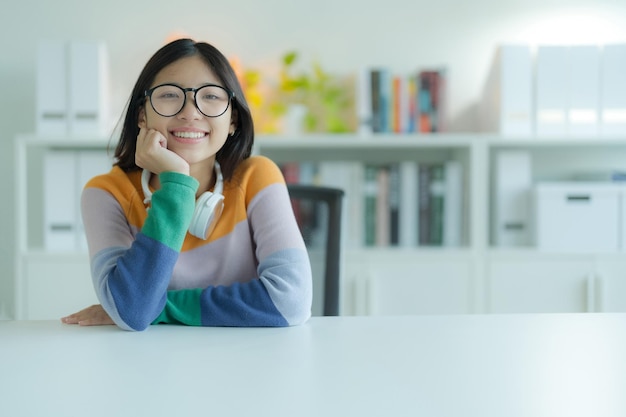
[178,91,202,119]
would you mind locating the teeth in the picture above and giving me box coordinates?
[173,131,205,139]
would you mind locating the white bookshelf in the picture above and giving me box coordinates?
[256,134,626,315]
[12,133,626,319]
[13,134,110,320]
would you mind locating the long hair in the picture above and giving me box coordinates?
[114,38,254,181]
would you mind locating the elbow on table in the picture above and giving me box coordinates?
[287,308,311,326]
[281,293,312,326]
[115,309,160,332]
[116,316,152,332]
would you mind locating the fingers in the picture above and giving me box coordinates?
[61,305,114,326]
[135,128,170,174]
[60,314,79,324]
[61,315,98,326]
[61,307,90,324]
[135,128,190,176]
[135,128,155,160]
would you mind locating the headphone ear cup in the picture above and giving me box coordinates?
[188,191,225,239]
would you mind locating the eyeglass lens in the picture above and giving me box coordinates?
[149,85,231,117]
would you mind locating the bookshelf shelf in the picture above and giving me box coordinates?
[16,134,112,148]
[256,133,484,146]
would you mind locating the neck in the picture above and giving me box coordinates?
[189,158,217,196]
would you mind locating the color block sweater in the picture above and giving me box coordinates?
[81,155,312,331]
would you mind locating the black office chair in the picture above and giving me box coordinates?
[287,184,344,316]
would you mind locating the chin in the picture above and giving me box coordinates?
[179,152,216,166]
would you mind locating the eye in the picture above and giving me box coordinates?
[158,91,181,100]
[199,86,228,101]
[153,86,182,100]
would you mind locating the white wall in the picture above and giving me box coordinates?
[2,0,626,318]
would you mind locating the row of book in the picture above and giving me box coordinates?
[481,43,626,137]
[357,68,447,135]
[280,160,464,248]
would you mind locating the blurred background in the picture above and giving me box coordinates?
[2,0,626,317]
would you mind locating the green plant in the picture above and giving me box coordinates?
[276,51,356,133]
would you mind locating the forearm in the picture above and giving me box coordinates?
[87,171,198,331]
[93,234,179,330]
[153,248,312,327]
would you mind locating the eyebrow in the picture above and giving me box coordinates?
[151,82,226,89]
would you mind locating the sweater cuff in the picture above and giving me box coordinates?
[142,172,199,251]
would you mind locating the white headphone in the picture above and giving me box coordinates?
[142,161,225,240]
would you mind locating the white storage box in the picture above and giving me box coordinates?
[534,182,624,252]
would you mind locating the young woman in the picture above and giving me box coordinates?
[61,38,312,331]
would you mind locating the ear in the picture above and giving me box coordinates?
[138,107,147,129]
[229,109,238,136]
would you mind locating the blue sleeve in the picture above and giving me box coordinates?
[89,172,198,331]
[152,247,310,327]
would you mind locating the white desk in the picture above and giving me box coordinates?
[1,314,625,417]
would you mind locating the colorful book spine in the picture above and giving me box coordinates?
[360,67,446,135]
[369,69,383,133]
[417,69,447,133]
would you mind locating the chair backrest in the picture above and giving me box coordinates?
[287,184,344,316]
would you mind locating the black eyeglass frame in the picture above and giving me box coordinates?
[144,83,235,118]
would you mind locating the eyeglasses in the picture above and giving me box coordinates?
[144,83,234,118]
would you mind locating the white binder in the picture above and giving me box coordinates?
[399,161,418,247]
[535,46,568,137]
[68,40,110,136]
[44,150,77,251]
[357,67,374,136]
[568,45,600,137]
[36,40,68,135]
[443,160,462,247]
[600,44,626,137]
[494,150,532,247]
[500,45,533,137]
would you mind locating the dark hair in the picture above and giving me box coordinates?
[114,38,254,181]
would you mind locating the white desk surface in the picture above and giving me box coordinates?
[1,314,625,417]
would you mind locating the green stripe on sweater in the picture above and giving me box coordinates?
[142,171,198,251]
[152,288,203,326]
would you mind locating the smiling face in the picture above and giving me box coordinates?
[139,55,236,167]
